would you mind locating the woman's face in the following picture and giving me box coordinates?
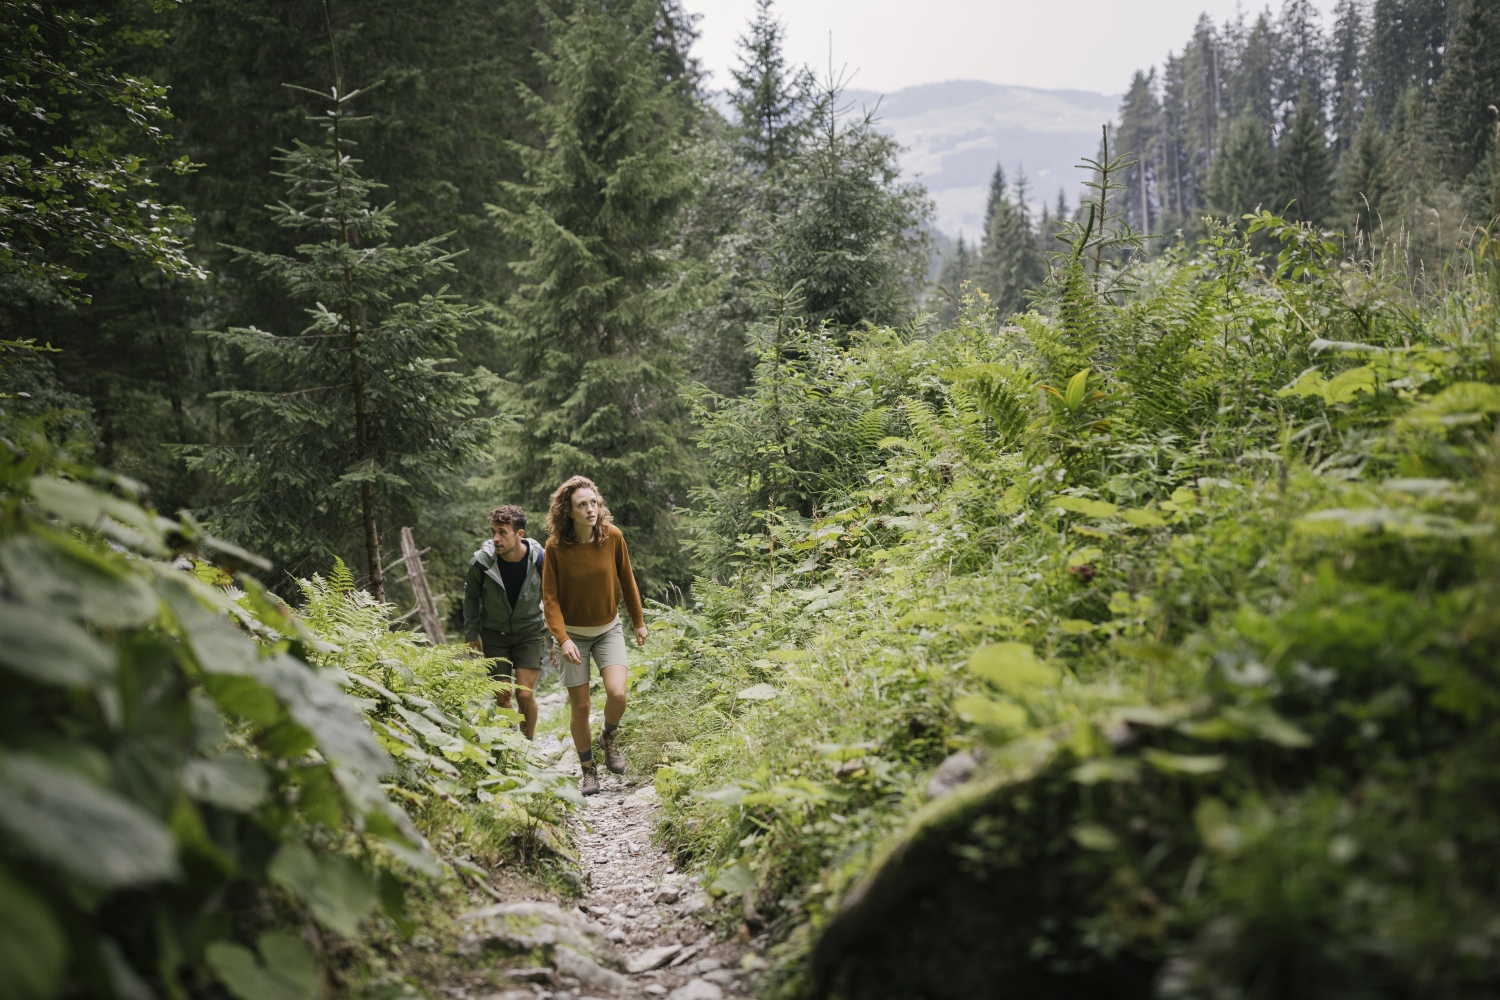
[570,487,600,530]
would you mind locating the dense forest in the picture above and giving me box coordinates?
[2,1,1500,999]
[942,0,1500,319]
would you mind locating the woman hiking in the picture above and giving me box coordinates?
[541,475,647,795]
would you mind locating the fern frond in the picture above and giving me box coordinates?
[329,557,356,595]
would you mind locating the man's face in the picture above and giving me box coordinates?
[492,522,525,558]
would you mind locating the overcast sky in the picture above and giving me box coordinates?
[681,0,1340,97]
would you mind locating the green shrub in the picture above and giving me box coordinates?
[0,438,579,1000]
[629,220,1500,998]
[0,441,429,1000]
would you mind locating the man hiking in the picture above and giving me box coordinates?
[463,505,545,740]
[541,476,647,795]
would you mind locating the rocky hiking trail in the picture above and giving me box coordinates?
[442,694,758,1000]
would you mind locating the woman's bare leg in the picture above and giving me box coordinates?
[601,663,628,726]
[567,681,593,755]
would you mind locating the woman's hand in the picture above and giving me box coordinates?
[633,625,648,647]
[561,639,582,665]
[468,639,484,657]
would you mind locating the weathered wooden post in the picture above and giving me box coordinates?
[399,526,446,646]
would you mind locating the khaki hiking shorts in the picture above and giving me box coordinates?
[479,628,547,679]
[560,620,628,688]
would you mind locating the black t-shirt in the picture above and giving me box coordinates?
[495,548,533,608]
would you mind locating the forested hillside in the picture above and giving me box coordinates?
[937,0,1500,326]
[3,0,1500,999]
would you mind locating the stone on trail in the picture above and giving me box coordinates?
[626,943,682,973]
[643,987,668,997]
[667,938,709,967]
[555,944,629,993]
[667,980,724,1000]
[505,966,557,984]
[456,901,616,963]
[925,749,980,799]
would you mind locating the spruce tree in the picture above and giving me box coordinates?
[1429,0,1500,185]
[489,0,695,587]
[1275,0,1327,129]
[685,0,810,397]
[935,235,975,325]
[1230,12,1278,127]
[1277,86,1333,224]
[1208,111,1276,223]
[1051,189,1073,246]
[1368,0,1448,125]
[1330,0,1366,154]
[187,88,494,595]
[982,164,1008,230]
[1335,113,1392,237]
[1118,70,1162,235]
[1177,15,1224,221]
[728,0,811,183]
[977,164,1044,316]
[774,73,931,331]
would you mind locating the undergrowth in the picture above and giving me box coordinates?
[625,218,1500,998]
[283,562,583,998]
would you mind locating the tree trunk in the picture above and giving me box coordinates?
[362,481,384,602]
[400,525,445,645]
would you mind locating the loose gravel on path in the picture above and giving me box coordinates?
[460,690,757,1000]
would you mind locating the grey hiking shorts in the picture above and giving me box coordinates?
[560,620,628,688]
[479,628,546,679]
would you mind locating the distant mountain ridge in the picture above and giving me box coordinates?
[842,80,1119,239]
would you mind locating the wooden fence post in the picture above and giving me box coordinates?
[400,526,447,646]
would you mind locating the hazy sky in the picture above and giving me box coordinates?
[681,0,1340,97]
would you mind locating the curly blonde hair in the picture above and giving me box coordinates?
[547,475,614,546]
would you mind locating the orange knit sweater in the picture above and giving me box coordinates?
[541,524,644,643]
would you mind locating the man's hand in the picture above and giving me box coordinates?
[561,639,582,665]
[633,625,648,646]
[468,639,483,656]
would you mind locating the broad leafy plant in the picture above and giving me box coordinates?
[0,437,431,1000]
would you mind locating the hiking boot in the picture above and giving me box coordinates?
[579,762,600,796]
[600,728,627,774]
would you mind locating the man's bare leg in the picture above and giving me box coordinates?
[514,667,540,740]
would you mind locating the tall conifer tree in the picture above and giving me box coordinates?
[1118,70,1162,234]
[1330,0,1366,153]
[1335,113,1392,237]
[1369,0,1448,125]
[934,235,975,325]
[188,90,493,594]
[687,0,810,397]
[1230,12,1278,126]
[1429,0,1500,185]
[774,74,931,330]
[1208,111,1276,223]
[1277,86,1333,223]
[728,0,810,183]
[490,0,695,585]
[1179,16,1225,219]
[1275,0,1327,129]
[977,164,1044,316]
